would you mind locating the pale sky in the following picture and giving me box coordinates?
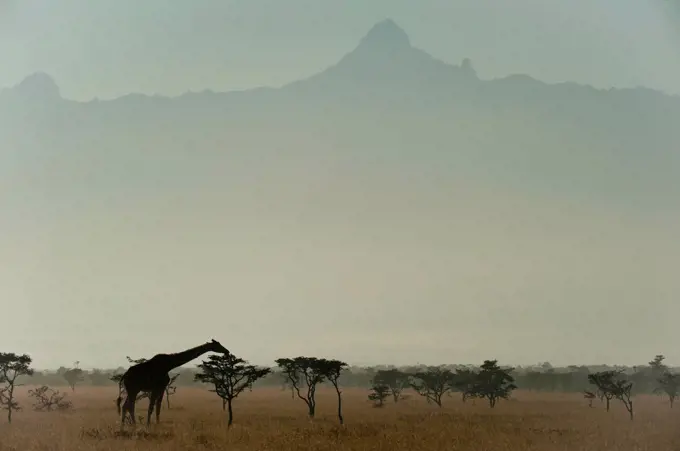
[0,0,679,370]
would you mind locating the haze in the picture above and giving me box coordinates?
[0,0,679,370]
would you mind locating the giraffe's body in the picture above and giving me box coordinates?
[117,339,229,428]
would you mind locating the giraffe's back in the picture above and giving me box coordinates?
[123,359,172,392]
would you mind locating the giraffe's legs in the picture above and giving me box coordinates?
[146,388,166,425]
[130,399,137,424]
[119,395,129,429]
[146,392,158,426]
[155,389,165,423]
[120,390,139,430]
[127,391,139,425]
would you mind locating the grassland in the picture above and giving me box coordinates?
[0,387,677,450]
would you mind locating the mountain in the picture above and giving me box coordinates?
[284,19,478,99]
[1,19,679,214]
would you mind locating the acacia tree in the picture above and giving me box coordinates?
[63,364,85,392]
[649,355,668,377]
[467,360,517,408]
[588,371,619,412]
[368,382,391,408]
[409,366,454,407]
[646,355,669,397]
[610,378,634,420]
[275,357,327,418]
[372,369,409,403]
[0,353,34,423]
[656,371,680,408]
[318,359,348,425]
[195,353,270,426]
[588,370,635,419]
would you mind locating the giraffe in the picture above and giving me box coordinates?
[117,339,229,428]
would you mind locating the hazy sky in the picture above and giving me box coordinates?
[1,0,679,370]
[1,0,679,100]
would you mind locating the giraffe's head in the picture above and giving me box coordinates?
[208,339,230,355]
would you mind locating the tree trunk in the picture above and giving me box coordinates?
[6,387,14,423]
[335,387,344,425]
[227,399,234,427]
[670,397,674,408]
[308,401,315,418]
[222,398,226,411]
[166,393,170,409]
[605,398,610,411]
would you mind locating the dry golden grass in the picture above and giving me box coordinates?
[0,387,678,450]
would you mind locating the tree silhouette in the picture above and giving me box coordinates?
[372,369,409,403]
[648,355,669,396]
[610,378,634,420]
[318,359,348,425]
[195,353,270,426]
[588,371,619,412]
[467,360,517,408]
[0,353,34,423]
[588,370,635,419]
[649,355,668,374]
[275,357,327,418]
[63,367,84,392]
[409,366,453,407]
[368,382,391,407]
[656,371,680,408]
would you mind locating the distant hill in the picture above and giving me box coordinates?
[1,19,678,212]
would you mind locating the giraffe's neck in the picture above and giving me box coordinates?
[163,343,211,371]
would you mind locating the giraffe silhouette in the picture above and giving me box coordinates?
[117,339,229,427]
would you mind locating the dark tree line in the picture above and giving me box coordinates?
[21,362,680,396]
[368,360,517,408]
[17,354,680,396]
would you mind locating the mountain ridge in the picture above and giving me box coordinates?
[1,19,678,104]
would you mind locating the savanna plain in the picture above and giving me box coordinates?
[0,387,677,451]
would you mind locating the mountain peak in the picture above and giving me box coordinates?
[11,72,61,100]
[356,19,411,53]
